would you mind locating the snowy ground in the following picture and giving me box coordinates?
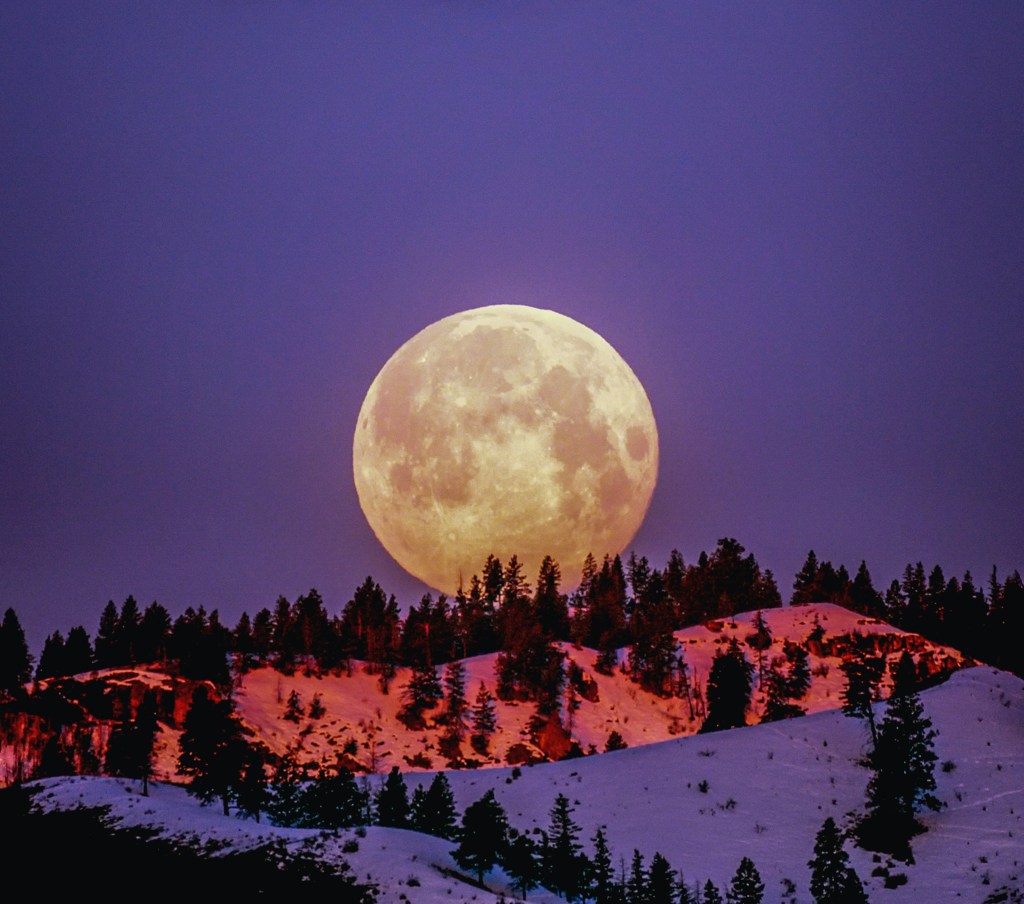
[29,664,1024,902]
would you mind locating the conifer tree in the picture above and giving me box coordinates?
[648,852,677,904]
[0,608,33,697]
[544,792,586,900]
[627,849,648,904]
[94,600,121,667]
[785,644,811,699]
[860,651,941,854]
[376,765,410,827]
[63,625,94,675]
[177,686,250,815]
[301,764,367,829]
[808,817,868,903]
[283,689,304,722]
[589,827,615,904]
[35,630,66,681]
[702,879,723,904]
[443,658,468,738]
[420,772,457,838]
[725,857,764,904]
[104,689,159,794]
[234,745,268,822]
[471,682,497,754]
[454,789,509,882]
[840,651,884,744]
[504,830,541,898]
[701,641,754,733]
[266,757,306,827]
[400,659,442,725]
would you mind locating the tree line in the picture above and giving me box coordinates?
[2,539,1021,710]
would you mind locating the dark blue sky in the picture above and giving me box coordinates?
[3,3,1022,651]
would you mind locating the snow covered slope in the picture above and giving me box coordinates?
[222,604,967,779]
[29,665,1024,902]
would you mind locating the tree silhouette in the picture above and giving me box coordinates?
[808,817,867,903]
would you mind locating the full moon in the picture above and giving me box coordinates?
[352,305,658,593]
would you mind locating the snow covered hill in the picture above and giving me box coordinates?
[19,606,1019,900]
[27,663,1024,901]
[219,603,966,781]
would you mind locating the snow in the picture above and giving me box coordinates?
[25,601,1024,904]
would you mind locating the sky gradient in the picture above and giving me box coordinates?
[3,3,1023,651]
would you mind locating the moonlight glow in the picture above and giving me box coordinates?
[352,305,659,592]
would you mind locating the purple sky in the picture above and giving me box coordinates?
[3,3,1023,652]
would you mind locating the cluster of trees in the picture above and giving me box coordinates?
[451,788,865,903]
[840,649,942,857]
[792,552,1024,676]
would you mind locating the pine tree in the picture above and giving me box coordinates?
[420,772,457,838]
[701,641,754,733]
[859,651,941,855]
[308,692,326,719]
[504,830,541,898]
[627,849,648,904]
[301,764,368,829]
[703,879,724,904]
[785,644,811,699]
[544,792,586,900]
[589,827,615,904]
[840,650,884,744]
[726,857,764,904]
[0,608,33,697]
[443,659,468,739]
[63,625,94,674]
[808,817,868,903]
[648,853,677,904]
[471,682,497,754]
[283,689,304,722]
[400,660,442,726]
[454,789,509,882]
[105,691,159,792]
[94,600,121,667]
[234,745,268,822]
[177,686,250,815]
[35,630,67,681]
[266,757,307,827]
[376,765,410,827]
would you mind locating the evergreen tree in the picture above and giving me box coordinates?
[792,550,821,605]
[301,764,368,829]
[544,792,586,900]
[63,625,94,675]
[105,693,159,791]
[94,600,121,667]
[808,817,868,903]
[627,849,648,904]
[234,745,268,822]
[308,692,326,720]
[860,651,941,855]
[785,644,811,699]
[419,772,457,838]
[760,660,806,723]
[725,857,764,904]
[701,641,754,733]
[400,659,442,726]
[117,595,141,665]
[36,631,67,681]
[589,827,615,904]
[137,601,171,665]
[703,881,724,904]
[840,650,884,744]
[266,757,307,827]
[504,830,541,898]
[376,766,410,828]
[454,789,509,882]
[471,682,497,754]
[0,608,33,696]
[176,686,250,815]
[443,659,468,738]
[283,689,304,722]
[648,852,677,904]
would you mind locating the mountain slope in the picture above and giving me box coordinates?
[28,664,1024,902]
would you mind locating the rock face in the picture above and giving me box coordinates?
[0,670,219,786]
